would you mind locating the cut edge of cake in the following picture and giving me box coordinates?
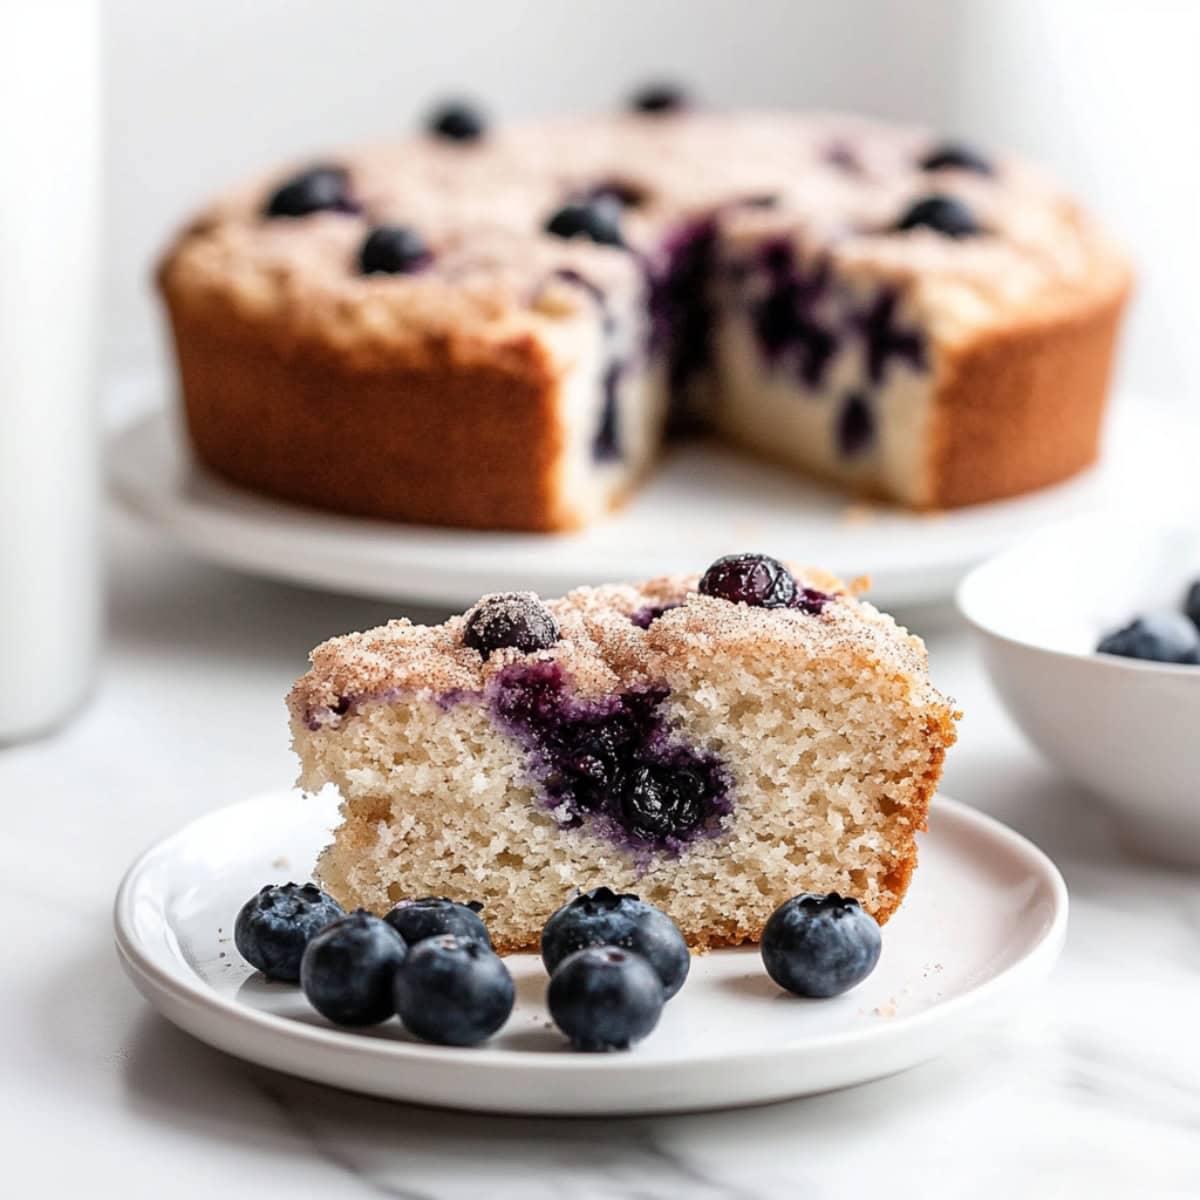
[287,566,960,953]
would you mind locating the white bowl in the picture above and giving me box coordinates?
[957,517,1200,865]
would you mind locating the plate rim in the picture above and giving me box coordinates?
[113,790,1069,1085]
[108,407,1116,610]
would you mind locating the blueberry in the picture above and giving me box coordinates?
[359,225,431,275]
[263,165,357,219]
[384,897,492,948]
[234,882,345,982]
[1096,609,1200,665]
[837,391,874,458]
[893,194,981,238]
[540,886,690,999]
[630,602,682,628]
[393,935,515,1045]
[761,893,882,998]
[299,910,408,1025]
[698,553,797,609]
[919,141,994,176]
[427,100,487,142]
[545,201,625,249]
[547,946,664,1051]
[794,587,832,616]
[1184,581,1200,631]
[587,179,647,210]
[621,763,707,842]
[463,592,559,660]
[629,83,689,115]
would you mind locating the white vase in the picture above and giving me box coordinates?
[0,0,101,741]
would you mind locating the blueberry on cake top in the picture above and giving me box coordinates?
[161,105,1130,531]
[288,558,959,952]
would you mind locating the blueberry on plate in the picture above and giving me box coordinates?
[359,224,431,275]
[1184,581,1200,631]
[540,886,690,999]
[629,82,689,115]
[427,100,487,142]
[234,882,345,982]
[698,553,797,609]
[300,911,408,1026]
[547,946,664,1052]
[761,893,882,998]
[1096,609,1200,665]
[918,141,994,176]
[263,164,358,219]
[893,194,980,238]
[393,935,515,1046]
[463,592,559,660]
[544,200,625,249]
[384,897,492,949]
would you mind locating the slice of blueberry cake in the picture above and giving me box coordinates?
[288,555,959,952]
[160,98,1129,530]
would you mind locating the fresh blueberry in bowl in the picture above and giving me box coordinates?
[300,910,409,1026]
[234,882,345,982]
[544,201,625,249]
[1184,581,1200,631]
[547,945,664,1051]
[463,592,560,660]
[1096,610,1200,665]
[540,886,690,999]
[761,893,882,998]
[629,82,689,115]
[393,935,515,1046]
[427,100,487,142]
[359,225,432,275]
[384,897,492,948]
[698,553,797,609]
[263,165,358,219]
[893,194,980,238]
[918,142,994,175]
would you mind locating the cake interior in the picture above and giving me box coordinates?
[566,214,937,525]
[298,611,950,952]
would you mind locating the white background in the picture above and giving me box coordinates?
[103,0,1200,406]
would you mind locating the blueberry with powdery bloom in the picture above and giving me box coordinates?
[234,882,345,982]
[300,910,409,1026]
[463,592,560,661]
[548,946,664,1051]
[699,553,797,609]
[761,893,882,998]
[427,100,487,142]
[264,165,358,218]
[394,935,515,1046]
[893,194,981,238]
[545,200,625,249]
[919,141,994,176]
[541,886,690,999]
[385,897,492,948]
[629,82,689,115]
[359,225,432,275]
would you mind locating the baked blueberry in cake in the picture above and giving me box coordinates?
[160,100,1130,530]
[288,556,959,951]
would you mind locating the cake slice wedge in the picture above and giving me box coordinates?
[288,556,959,952]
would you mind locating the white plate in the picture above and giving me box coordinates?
[108,401,1170,610]
[113,789,1067,1115]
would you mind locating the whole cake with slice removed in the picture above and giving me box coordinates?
[160,97,1131,531]
[288,555,959,952]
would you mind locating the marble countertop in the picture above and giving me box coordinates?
[5,510,1200,1200]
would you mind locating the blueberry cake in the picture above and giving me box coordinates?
[159,97,1130,530]
[288,555,959,951]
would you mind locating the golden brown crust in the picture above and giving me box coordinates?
[921,277,1131,507]
[163,286,581,532]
